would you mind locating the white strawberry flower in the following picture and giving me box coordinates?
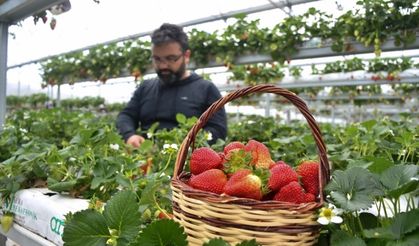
[162,143,178,154]
[109,143,119,150]
[206,132,213,141]
[317,203,343,225]
[147,132,153,138]
[19,128,28,133]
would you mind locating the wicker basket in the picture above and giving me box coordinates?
[171,84,330,246]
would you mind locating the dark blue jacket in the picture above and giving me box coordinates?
[116,72,227,144]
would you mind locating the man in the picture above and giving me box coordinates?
[116,23,227,148]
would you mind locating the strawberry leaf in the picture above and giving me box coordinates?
[325,167,384,211]
[62,209,110,246]
[63,190,140,246]
[103,190,140,244]
[47,177,77,192]
[364,156,393,174]
[203,238,230,246]
[138,175,163,212]
[379,164,418,199]
[363,209,419,240]
[236,239,260,246]
[330,230,367,246]
[136,219,188,246]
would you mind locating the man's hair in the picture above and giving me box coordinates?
[151,23,189,52]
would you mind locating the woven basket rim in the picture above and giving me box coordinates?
[172,84,331,207]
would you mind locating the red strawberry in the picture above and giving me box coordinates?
[268,163,298,192]
[190,147,222,175]
[305,193,316,203]
[296,160,320,196]
[244,139,275,169]
[189,169,227,194]
[223,169,263,200]
[273,181,306,204]
[157,211,174,219]
[223,141,245,155]
[269,160,286,169]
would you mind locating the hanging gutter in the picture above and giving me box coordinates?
[7,0,319,69]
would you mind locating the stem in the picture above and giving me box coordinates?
[375,200,382,216]
[397,197,401,214]
[380,197,389,219]
[391,198,398,216]
[355,211,364,237]
[157,153,173,177]
[411,195,417,210]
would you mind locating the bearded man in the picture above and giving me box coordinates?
[116,23,227,148]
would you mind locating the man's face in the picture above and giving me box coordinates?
[151,42,190,85]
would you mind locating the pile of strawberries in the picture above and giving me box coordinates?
[187,140,319,204]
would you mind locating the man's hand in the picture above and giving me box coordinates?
[126,134,145,148]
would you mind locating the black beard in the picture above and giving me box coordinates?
[157,62,186,86]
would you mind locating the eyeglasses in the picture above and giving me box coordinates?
[151,54,183,65]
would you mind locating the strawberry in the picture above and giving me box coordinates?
[296,160,320,196]
[268,163,298,192]
[190,147,222,175]
[156,210,174,219]
[223,169,263,200]
[244,140,275,169]
[223,141,245,155]
[305,193,316,203]
[273,181,306,204]
[269,160,286,169]
[189,169,227,194]
[223,149,253,175]
[1,213,14,233]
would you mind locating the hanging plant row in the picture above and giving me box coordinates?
[39,0,419,87]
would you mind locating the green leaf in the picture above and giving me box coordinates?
[380,165,418,198]
[115,173,132,188]
[176,113,187,124]
[388,231,419,246]
[31,162,48,178]
[325,167,384,211]
[365,156,394,174]
[347,159,372,169]
[136,219,188,246]
[359,212,379,229]
[138,175,162,213]
[389,209,419,239]
[62,209,110,246]
[203,238,230,246]
[364,209,419,241]
[361,119,376,131]
[139,139,153,153]
[47,177,77,192]
[330,230,366,246]
[236,239,260,246]
[103,190,140,244]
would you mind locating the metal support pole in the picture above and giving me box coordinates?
[265,93,271,117]
[56,84,61,107]
[0,22,9,132]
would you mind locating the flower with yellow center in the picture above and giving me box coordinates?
[317,204,343,225]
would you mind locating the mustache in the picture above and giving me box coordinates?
[157,69,173,74]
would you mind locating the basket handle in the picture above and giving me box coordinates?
[174,84,330,202]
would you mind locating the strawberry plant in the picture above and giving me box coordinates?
[322,164,418,245]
